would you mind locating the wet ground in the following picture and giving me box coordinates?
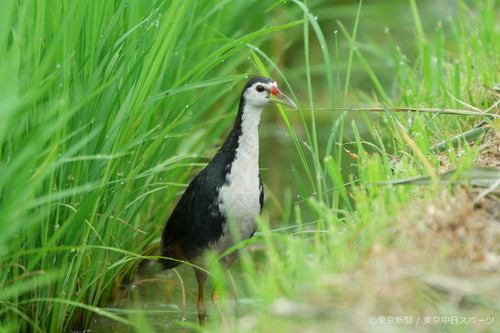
[88,261,258,332]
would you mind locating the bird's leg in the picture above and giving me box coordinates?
[194,268,207,325]
[211,287,221,317]
[211,287,221,318]
[211,286,231,329]
[211,287,219,304]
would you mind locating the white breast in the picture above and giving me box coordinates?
[217,105,262,253]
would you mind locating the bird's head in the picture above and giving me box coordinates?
[242,76,297,109]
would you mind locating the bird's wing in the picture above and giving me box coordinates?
[161,167,226,260]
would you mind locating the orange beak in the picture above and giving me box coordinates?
[269,85,297,109]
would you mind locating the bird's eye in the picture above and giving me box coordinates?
[256,85,265,93]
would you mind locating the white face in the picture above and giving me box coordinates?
[243,81,278,108]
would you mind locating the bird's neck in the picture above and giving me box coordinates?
[233,100,263,158]
[219,100,263,169]
[233,102,262,153]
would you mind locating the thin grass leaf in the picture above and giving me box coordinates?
[376,167,500,188]
[301,107,499,118]
[430,125,492,152]
[148,74,248,102]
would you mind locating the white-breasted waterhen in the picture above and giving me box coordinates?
[159,76,296,323]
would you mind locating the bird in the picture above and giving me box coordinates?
[159,76,296,324]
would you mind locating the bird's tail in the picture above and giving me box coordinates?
[159,244,184,270]
[158,256,181,270]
